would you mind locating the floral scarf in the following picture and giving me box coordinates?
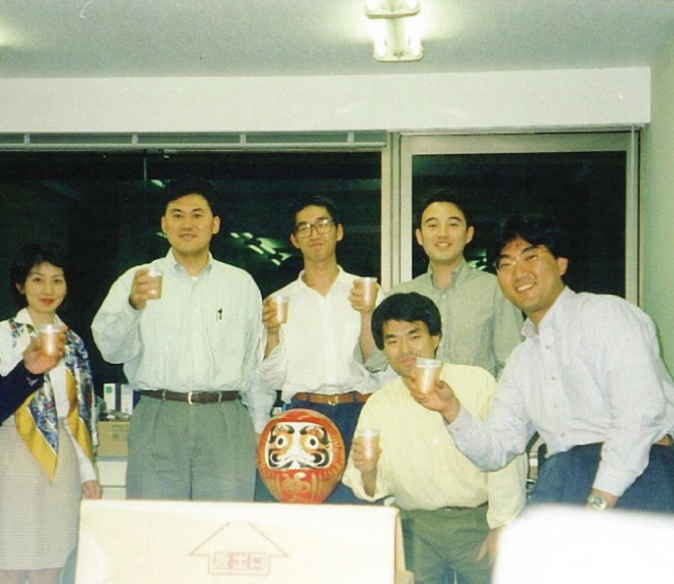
[9,318,95,481]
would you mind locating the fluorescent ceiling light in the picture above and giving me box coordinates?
[364,0,424,62]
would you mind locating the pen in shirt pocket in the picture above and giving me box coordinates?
[216,308,223,321]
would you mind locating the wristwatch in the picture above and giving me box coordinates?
[586,493,608,511]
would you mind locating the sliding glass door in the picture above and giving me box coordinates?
[394,132,639,302]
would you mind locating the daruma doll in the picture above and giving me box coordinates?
[257,408,346,504]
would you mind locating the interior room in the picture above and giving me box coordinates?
[2,1,674,582]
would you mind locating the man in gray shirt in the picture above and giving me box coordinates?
[391,189,522,377]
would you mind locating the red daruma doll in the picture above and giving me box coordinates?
[257,409,346,504]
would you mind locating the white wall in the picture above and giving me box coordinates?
[0,67,649,133]
[643,36,674,371]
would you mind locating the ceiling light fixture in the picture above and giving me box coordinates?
[364,0,424,63]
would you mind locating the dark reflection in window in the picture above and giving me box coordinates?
[0,151,381,386]
[412,151,626,297]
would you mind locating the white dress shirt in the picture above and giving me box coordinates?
[447,286,674,497]
[92,249,274,432]
[259,267,381,402]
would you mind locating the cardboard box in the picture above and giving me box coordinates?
[96,420,130,457]
[75,500,413,584]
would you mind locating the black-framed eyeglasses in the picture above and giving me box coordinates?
[294,217,334,238]
[493,246,551,272]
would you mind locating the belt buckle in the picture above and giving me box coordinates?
[187,391,194,405]
[327,394,341,406]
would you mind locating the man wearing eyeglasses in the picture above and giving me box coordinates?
[391,189,523,378]
[415,213,674,513]
[259,195,382,503]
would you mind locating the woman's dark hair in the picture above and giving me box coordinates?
[10,243,68,307]
[287,195,341,234]
[487,213,570,267]
[414,188,473,230]
[371,292,442,350]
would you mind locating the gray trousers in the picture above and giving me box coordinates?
[126,396,256,501]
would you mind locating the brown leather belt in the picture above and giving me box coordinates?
[292,392,371,406]
[141,389,239,405]
[655,435,673,447]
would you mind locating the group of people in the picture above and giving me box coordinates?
[2,174,674,584]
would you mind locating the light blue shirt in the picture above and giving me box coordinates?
[447,286,674,496]
[92,249,274,431]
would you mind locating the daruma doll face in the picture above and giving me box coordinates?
[257,409,345,504]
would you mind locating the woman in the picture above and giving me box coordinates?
[0,244,100,584]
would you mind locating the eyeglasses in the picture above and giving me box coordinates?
[294,218,334,238]
[493,247,551,272]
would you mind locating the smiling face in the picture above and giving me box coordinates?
[381,319,440,387]
[290,205,343,265]
[17,262,67,325]
[161,193,220,263]
[496,236,568,327]
[415,202,474,270]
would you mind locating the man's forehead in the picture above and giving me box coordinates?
[383,319,428,336]
[500,236,536,256]
[295,205,331,223]
[422,202,466,223]
[165,193,211,212]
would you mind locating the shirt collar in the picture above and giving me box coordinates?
[15,307,63,328]
[522,285,574,340]
[165,248,213,275]
[427,257,468,289]
[296,265,347,291]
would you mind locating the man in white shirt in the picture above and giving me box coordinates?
[259,195,381,503]
[343,292,526,584]
[417,213,674,513]
[92,176,272,501]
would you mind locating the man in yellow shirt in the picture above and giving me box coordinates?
[342,293,526,584]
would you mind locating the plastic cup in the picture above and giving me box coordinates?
[358,277,378,308]
[415,357,442,394]
[148,268,163,300]
[38,324,60,357]
[273,295,289,324]
[357,428,380,461]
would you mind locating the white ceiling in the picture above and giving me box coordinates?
[0,0,674,79]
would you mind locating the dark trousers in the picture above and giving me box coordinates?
[529,442,674,512]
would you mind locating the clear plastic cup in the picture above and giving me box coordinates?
[357,428,381,461]
[38,324,60,357]
[273,295,289,324]
[358,277,378,308]
[415,357,442,394]
[148,268,164,300]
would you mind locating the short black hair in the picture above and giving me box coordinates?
[287,195,342,235]
[10,243,68,307]
[371,292,442,350]
[163,175,219,217]
[415,188,473,230]
[487,213,570,267]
